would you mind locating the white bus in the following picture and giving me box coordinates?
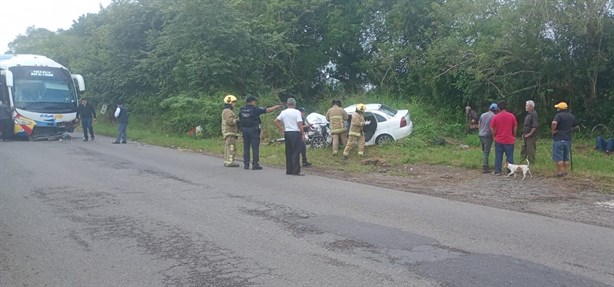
[0,54,85,140]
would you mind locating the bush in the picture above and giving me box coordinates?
[159,94,221,137]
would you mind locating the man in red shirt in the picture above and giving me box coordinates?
[489,101,518,175]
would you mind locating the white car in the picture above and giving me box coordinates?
[344,103,413,145]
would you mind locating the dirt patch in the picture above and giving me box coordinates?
[305,162,614,229]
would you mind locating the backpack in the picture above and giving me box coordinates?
[239,105,258,128]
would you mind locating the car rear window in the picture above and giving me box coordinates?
[378,104,398,117]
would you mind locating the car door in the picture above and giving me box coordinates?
[363,112,377,142]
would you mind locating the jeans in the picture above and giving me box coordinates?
[116,123,128,142]
[552,140,571,162]
[596,136,606,151]
[81,118,94,139]
[494,142,515,174]
[595,136,613,151]
[479,136,493,170]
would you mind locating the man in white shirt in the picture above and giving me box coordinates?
[112,101,129,144]
[274,98,305,176]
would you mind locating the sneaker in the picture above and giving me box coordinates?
[252,165,263,170]
[244,165,249,170]
[492,172,502,176]
[91,136,95,141]
[303,162,312,167]
[224,163,240,167]
[83,138,88,141]
[112,141,120,144]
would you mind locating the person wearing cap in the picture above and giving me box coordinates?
[238,95,282,170]
[326,100,349,155]
[489,101,517,175]
[466,105,479,134]
[298,107,312,167]
[76,98,97,141]
[478,103,498,173]
[274,98,305,175]
[221,95,240,167]
[551,102,577,177]
[520,100,539,164]
[343,103,371,159]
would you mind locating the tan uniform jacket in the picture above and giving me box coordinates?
[348,112,365,137]
[326,105,348,134]
[221,108,239,138]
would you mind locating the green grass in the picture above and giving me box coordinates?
[93,96,614,194]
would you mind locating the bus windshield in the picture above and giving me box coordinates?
[10,66,78,113]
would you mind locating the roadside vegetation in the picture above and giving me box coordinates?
[93,94,614,193]
[7,0,612,191]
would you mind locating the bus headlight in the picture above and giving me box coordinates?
[14,117,35,126]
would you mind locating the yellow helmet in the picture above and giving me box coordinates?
[356,103,366,112]
[224,95,237,104]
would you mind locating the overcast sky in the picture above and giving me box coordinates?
[1,0,112,53]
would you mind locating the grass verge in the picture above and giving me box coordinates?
[92,98,614,194]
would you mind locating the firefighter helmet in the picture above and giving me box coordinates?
[356,103,366,112]
[224,95,237,104]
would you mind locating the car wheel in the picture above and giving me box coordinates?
[375,134,394,145]
[311,136,326,148]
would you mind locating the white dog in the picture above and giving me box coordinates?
[504,159,533,180]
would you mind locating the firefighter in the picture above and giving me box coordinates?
[325,99,349,155]
[221,95,240,167]
[343,103,370,159]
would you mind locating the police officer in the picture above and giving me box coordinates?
[343,103,370,159]
[238,95,282,170]
[221,95,240,167]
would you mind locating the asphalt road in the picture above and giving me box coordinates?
[1,137,613,287]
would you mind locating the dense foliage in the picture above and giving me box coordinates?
[6,0,614,136]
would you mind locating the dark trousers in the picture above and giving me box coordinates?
[520,135,537,164]
[81,118,95,139]
[242,127,261,166]
[300,141,308,164]
[494,143,515,174]
[284,131,302,175]
[0,119,13,140]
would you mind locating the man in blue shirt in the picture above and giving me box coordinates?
[478,103,498,173]
[238,96,281,170]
